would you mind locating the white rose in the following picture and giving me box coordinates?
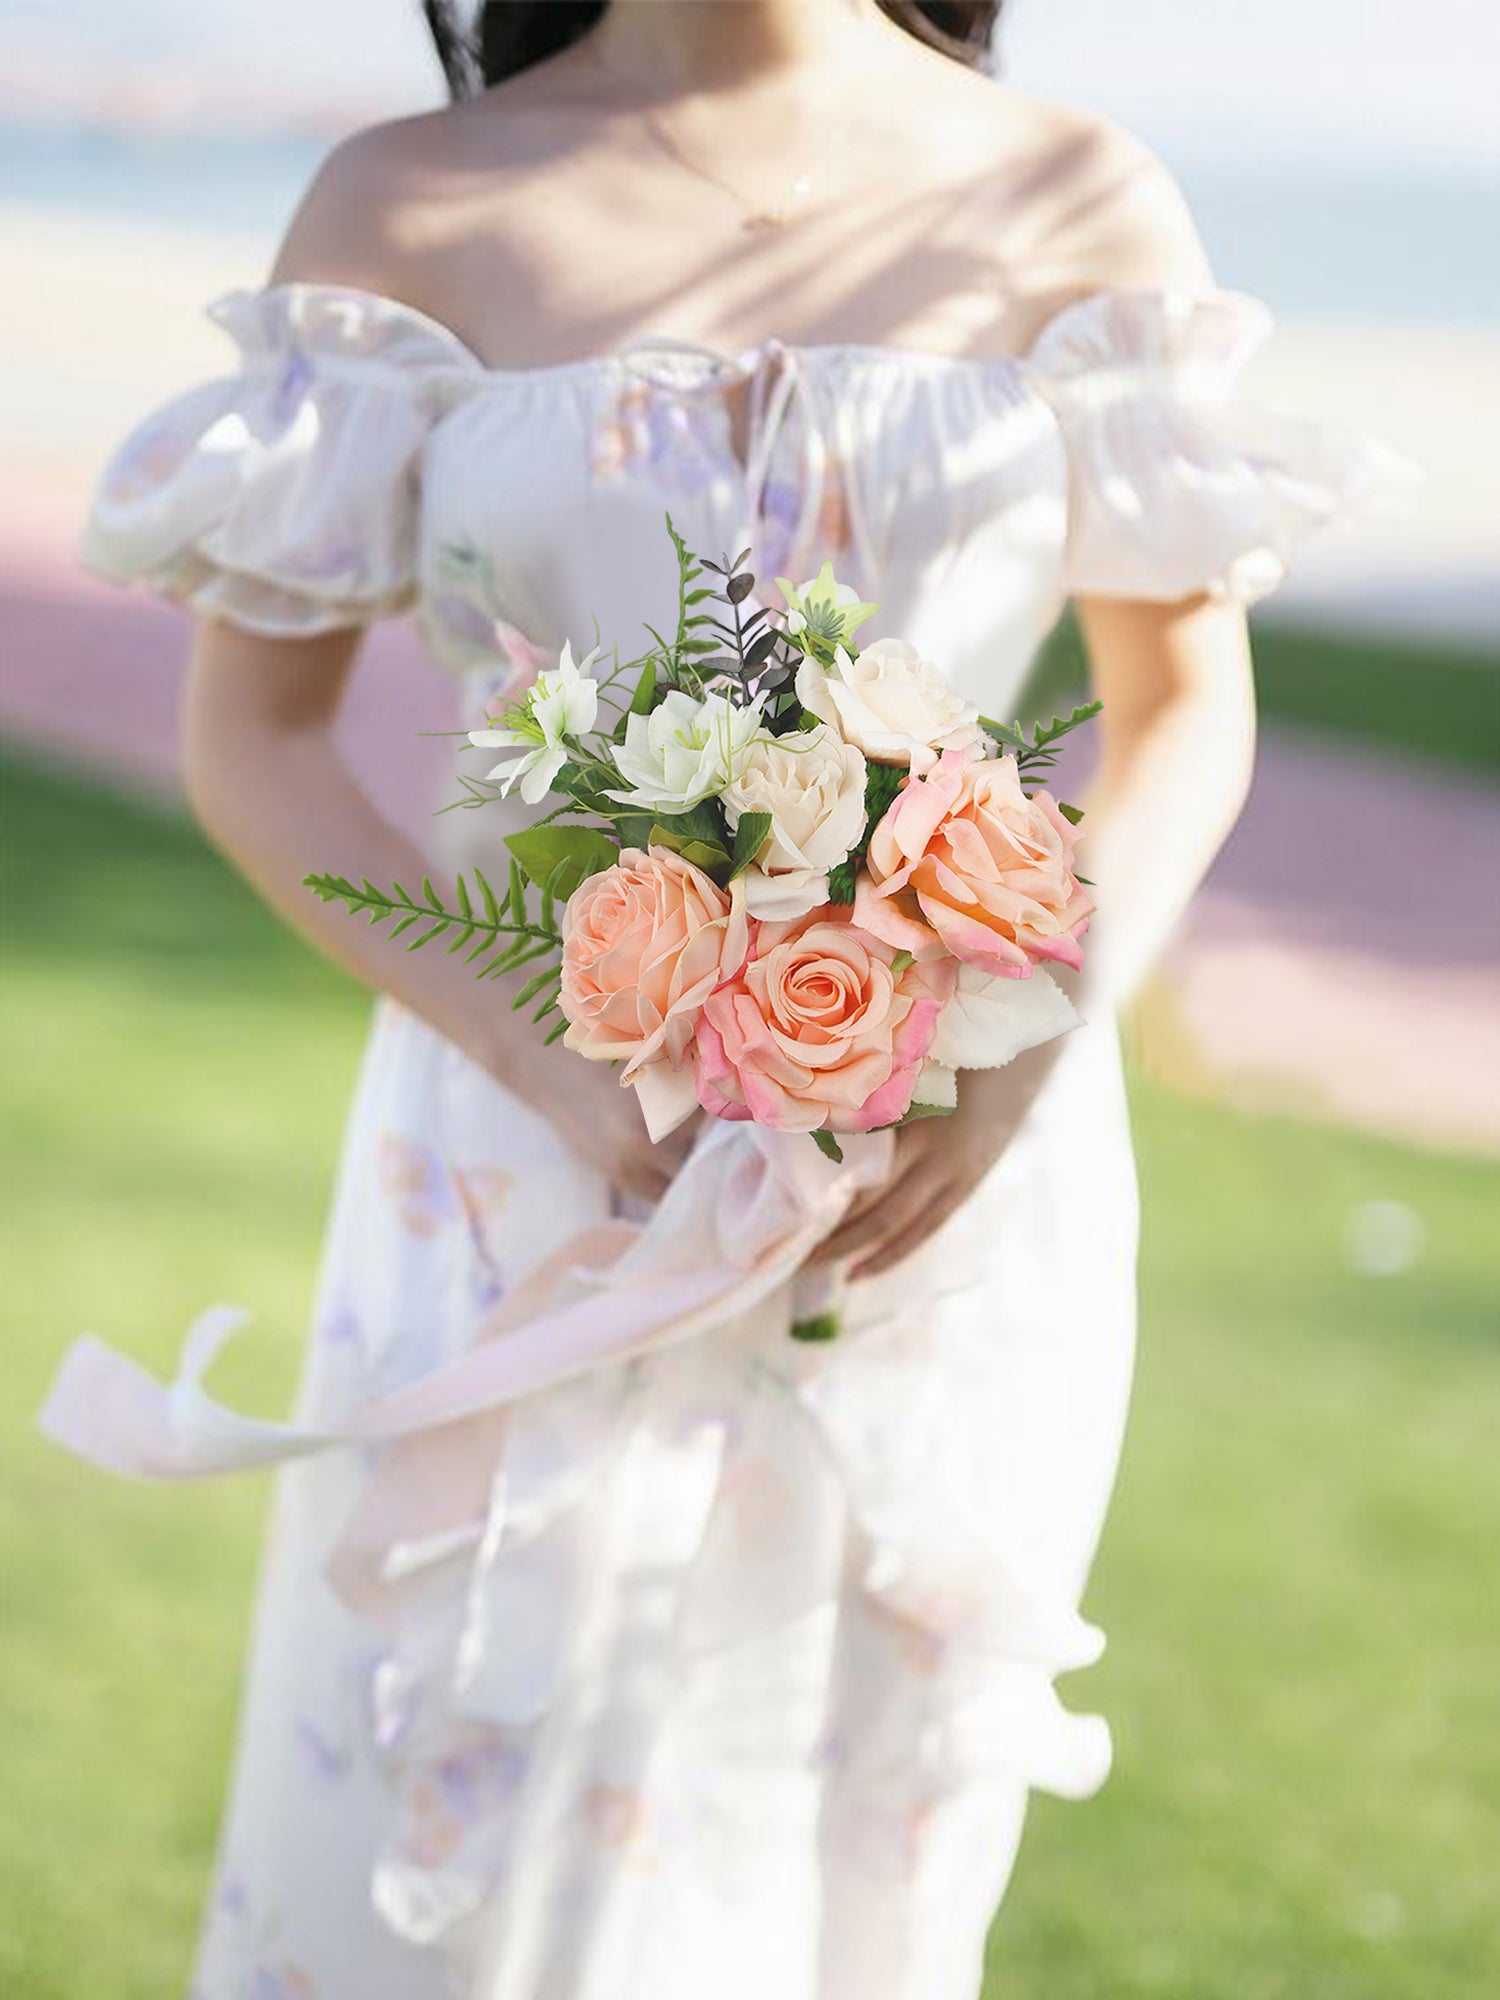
[605,689,765,815]
[723,725,869,921]
[795,637,984,773]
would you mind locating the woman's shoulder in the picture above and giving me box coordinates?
[265,87,583,345]
[266,105,483,297]
[975,86,1215,342]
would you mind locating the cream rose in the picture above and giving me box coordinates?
[722,724,868,922]
[795,637,985,773]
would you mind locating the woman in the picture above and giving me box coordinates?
[73,3,1396,1994]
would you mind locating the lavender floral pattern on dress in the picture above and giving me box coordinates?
[199,1864,323,2000]
[755,448,853,581]
[386,1723,533,1875]
[316,1298,364,1356]
[590,380,728,495]
[268,350,315,431]
[294,1714,355,1787]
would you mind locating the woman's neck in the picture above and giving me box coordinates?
[582,0,904,92]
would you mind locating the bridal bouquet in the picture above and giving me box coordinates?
[306,517,1098,1180]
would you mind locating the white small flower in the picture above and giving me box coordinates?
[795,637,984,773]
[468,638,603,805]
[606,689,765,815]
[723,724,868,921]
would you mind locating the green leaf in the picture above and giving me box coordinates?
[1037,700,1104,746]
[864,760,908,822]
[513,966,561,1009]
[979,715,1026,753]
[473,867,502,927]
[647,798,732,857]
[825,859,857,904]
[810,1128,845,1163]
[539,855,570,931]
[790,1311,841,1343]
[890,949,914,975]
[649,824,731,874]
[627,655,657,716]
[894,1099,956,1125]
[305,865,568,998]
[603,809,658,852]
[727,809,773,881]
[504,824,619,902]
[981,701,1102,774]
[1056,800,1086,825]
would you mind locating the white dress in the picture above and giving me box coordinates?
[73,281,1395,2000]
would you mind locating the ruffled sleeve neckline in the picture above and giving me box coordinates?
[203,278,1277,389]
[206,281,488,379]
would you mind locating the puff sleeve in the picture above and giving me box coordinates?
[78,283,481,636]
[1026,289,1418,605]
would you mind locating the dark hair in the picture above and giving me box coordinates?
[423,2,1003,99]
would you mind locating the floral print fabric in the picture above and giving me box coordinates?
[76,282,1403,1997]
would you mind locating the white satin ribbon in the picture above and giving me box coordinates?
[38,1120,888,1493]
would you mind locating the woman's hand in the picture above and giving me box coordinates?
[812,1040,1062,1280]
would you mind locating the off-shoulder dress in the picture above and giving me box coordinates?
[78,282,1401,2000]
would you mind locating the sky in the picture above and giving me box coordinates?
[1,0,1496,175]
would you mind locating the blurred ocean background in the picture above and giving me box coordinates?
[5,116,1496,324]
[2,5,1498,1997]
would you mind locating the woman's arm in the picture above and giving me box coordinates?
[817,591,1256,1279]
[182,615,692,1203]
[815,122,1254,1277]
[171,135,690,1203]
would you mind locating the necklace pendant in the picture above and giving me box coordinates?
[741,173,812,232]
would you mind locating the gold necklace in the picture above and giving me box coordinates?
[638,93,861,231]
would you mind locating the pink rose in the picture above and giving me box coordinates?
[855,749,1094,978]
[560,846,748,1077]
[695,906,957,1134]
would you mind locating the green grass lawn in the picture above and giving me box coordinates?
[2,750,1497,1998]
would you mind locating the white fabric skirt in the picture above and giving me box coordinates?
[191,995,1138,2000]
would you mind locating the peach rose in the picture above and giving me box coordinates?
[855,749,1094,978]
[560,846,748,1078]
[694,906,957,1134]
